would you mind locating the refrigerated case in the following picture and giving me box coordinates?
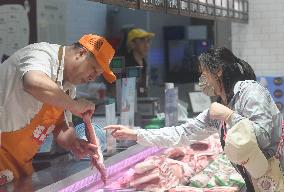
[0,145,164,192]
[0,136,246,192]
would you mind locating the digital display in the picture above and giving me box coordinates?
[111,57,123,68]
[110,56,125,75]
[127,68,140,78]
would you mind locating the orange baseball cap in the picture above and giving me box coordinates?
[79,34,116,83]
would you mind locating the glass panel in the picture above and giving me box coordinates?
[228,0,233,9]
[239,0,243,11]
[142,0,165,7]
[222,0,227,8]
[208,6,214,15]
[168,0,178,9]
[243,1,248,12]
[216,8,222,15]
[234,0,239,11]
[222,9,228,16]
[199,4,207,13]
[215,0,222,6]
[190,2,198,12]
[180,0,189,11]
[207,0,214,5]
[235,11,239,18]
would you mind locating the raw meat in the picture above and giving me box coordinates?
[134,157,163,174]
[83,112,107,184]
[204,186,238,192]
[169,186,204,192]
[117,158,180,191]
[130,168,160,187]
[169,186,238,192]
[190,142,209,151]
[163,147,188,160]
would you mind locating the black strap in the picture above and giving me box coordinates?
[220,125,255,192]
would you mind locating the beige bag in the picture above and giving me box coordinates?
[251,121,284,192]
[251,156,284,192]
[224,118,284,192]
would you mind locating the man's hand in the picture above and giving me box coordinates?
[70,98,96,118]
[69,138,98,159]
[54,124,97,159]
[104,125,138,141]
[209,102,234,121]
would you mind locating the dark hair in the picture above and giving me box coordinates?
[116,26,136,56]
[72,42,94,60]
[73,42,84,49]
[198,47,256,102]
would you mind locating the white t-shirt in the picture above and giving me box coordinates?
[0,42,75,132]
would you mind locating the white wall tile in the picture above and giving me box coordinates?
[232,0,284,76]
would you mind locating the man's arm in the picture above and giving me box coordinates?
[23,70,77,112]
[53,120,77,151]
[22,70,95,117]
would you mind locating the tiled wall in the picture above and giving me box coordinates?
[64,0,107,44]
[231,0,284,76]
[37,0,107,44]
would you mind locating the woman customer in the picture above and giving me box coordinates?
[105,47,284,191]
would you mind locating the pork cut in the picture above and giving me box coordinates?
[83,112,107,184]
[169,186,238,192]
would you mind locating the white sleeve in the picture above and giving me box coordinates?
[136,109,218,147]
[18,49,52,79]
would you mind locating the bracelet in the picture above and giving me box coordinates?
[225,111,235,123]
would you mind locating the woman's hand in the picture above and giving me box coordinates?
[209,102,234,122]
[104,125,138,141]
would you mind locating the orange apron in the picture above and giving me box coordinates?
[0,46,65,184]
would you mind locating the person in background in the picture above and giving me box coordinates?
[124,28,155,97]
[0,34,116,185]
[105,47,284,191]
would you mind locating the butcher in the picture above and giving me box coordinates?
[0,34,116,185]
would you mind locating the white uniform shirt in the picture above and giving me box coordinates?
[0,42,75,132]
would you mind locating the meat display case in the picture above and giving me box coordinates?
[0,145,165,192]
[0,144,246,192]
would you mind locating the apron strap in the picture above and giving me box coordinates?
[55,46,64,83]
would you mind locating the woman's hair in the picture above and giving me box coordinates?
[198,47,256,102]
[116,26,136,56]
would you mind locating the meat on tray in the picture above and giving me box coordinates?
[168,186,238,192]
[109,134,225,191]
[113,157,181,191]
[83,112,107,184]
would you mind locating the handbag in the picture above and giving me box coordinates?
[251,121,284,192]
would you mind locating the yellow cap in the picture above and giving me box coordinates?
[79,34,116,83]
[127,28,155,46]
